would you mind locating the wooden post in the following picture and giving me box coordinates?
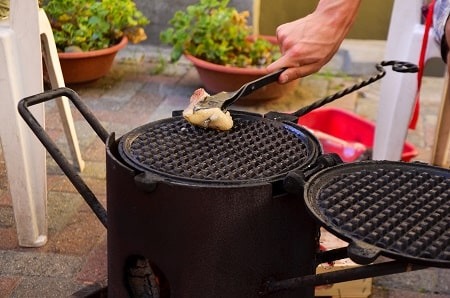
[253,0,260,36]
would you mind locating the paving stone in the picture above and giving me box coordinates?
[80,138,108,163]
[0,205,14,228]
[148,94,189,122]
[178,66,203,87]
[46,191,84,235]
[9,276,84,298]
[0,191,11,206]
[76,237,107,284]
[79,161,107,181]
[47,175,78,194]
[124,90,166,124]
[374,268,450,295]
[89,81,143,110]
[0,250,82,277]
[0,276,21,297]
[372,286,450,298]
[0,227,19,250]
[40,212,105,256]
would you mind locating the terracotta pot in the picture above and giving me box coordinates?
[58,36,128,84]
[185,36,297,101]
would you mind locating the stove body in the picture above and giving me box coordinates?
[105,114,323,297]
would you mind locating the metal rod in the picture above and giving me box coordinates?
[18,88,108,227]
[259,260,426,295]
[293,60,418,118]
[264,60,418,122]
[20,87,110,143]
[315,247,348,265]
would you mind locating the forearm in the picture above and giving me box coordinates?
[267,0,362,83]
[314,0,361,42]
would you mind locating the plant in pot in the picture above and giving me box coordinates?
[42,0,149,84]
[160,0,296,101]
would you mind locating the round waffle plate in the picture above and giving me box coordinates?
[118,113,321,185]
[304,160,450,268]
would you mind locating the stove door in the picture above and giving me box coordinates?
[303,160,450,268]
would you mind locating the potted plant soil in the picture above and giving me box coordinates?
[42,0,149,84]
[160,0,296,101]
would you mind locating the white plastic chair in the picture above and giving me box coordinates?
[0,1,84,247]
[373,0,448,164]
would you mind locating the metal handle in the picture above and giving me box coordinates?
[221,67,287,109]
[259,260,426,295]
[18,87,108,228]
[292,60,418,117]
[264,60,418,122]
[239,67,286,98]
[19,87,109,142]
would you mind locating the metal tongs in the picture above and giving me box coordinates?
[193,68,286,112]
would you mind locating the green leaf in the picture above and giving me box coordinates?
[159,0,278,66]
[43,0,149,51]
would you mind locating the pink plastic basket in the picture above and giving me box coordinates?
[297,107,418,162]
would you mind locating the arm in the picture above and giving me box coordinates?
[267,0,361,84]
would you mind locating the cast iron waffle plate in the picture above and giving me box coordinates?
[304,161,450,268]
[118,113,321,185]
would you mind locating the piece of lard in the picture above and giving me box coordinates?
[182,88,233,131]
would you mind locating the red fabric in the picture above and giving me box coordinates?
[411,0,435,129]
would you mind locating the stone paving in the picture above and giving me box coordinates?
[0,40,449,297]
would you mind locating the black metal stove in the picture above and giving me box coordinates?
[17,61,449,298]
[105,111,323,297]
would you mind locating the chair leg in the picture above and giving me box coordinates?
[373,57,418,161]
[431,75,450,167]
[0,31,47,247]
[39,9,85,171]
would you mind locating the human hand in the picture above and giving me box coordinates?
[267,0,361,84]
